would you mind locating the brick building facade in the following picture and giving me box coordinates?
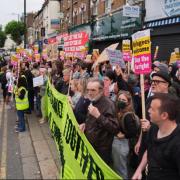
[60,0,126,33]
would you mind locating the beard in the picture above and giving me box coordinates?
[88,92,103,102]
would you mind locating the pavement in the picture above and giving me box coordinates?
[0,98,60,179]
[26,112,61,179]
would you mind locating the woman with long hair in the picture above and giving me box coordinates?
[112,90,139,179]
[73,78,90,124]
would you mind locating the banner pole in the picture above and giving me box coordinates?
[140,74,146,119]
[67,70,73,96]
[153,46,159,61]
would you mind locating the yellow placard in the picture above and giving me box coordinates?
[132,36,151,56]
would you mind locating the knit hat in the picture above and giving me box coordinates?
[156,63,169,73]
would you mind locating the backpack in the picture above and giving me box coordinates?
[121,112,140,169]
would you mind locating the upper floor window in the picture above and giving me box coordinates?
[105,0,111,13]
[92,0,98,15]
[80,3,86,24]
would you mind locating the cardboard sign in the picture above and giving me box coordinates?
[169,51,180,64]
[106,49,126,69]
[132,29,152,74]
[33,75,44,87]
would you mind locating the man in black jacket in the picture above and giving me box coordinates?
[133,93,180,180]
[79,78,119,165]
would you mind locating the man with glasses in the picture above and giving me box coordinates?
[79,78,119,165]
[151,71,171,94]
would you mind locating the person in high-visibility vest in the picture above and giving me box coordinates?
[15,75,29,132]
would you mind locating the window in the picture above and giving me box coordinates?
[73,9,78,26]
[80,3,86,24]
[105,0,111,13]
[92,0,98,15]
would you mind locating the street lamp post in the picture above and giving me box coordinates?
[24,0,27,49]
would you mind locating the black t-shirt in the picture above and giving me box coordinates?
[147,124,180,180]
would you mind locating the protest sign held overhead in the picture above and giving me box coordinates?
[106,49,126,69]
[92,43,119,69]
[132,29,152,74]
[169,48,180,64]
[122,39,132,62]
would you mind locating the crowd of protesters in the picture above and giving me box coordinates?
[0,54,180,179]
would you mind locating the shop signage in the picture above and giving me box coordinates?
[145,0,180,22]
[93,10,141,40]
[50,19,60,29]
[123,5,140,18]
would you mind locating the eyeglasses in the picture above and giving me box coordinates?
[150,80,167,85]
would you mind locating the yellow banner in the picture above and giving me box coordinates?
[45,80,122,179]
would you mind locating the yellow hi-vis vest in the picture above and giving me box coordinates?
[15,87,29,110]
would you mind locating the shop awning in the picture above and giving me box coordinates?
[146,17,180,28]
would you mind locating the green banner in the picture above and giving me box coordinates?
[45,80,122,179]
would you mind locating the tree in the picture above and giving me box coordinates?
[5,20,25,45]
[0,31,6,47]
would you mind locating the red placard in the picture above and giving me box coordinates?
[48,37,57,44]
[64,32,89,58]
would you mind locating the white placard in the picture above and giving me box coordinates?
[33,75,44,87]
[106,49,126,69]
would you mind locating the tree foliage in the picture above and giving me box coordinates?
[0,31,6,47]
[5,20,25,45]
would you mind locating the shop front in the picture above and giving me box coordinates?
[91,9,142,52]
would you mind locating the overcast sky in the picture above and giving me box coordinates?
[0,0,44,28]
